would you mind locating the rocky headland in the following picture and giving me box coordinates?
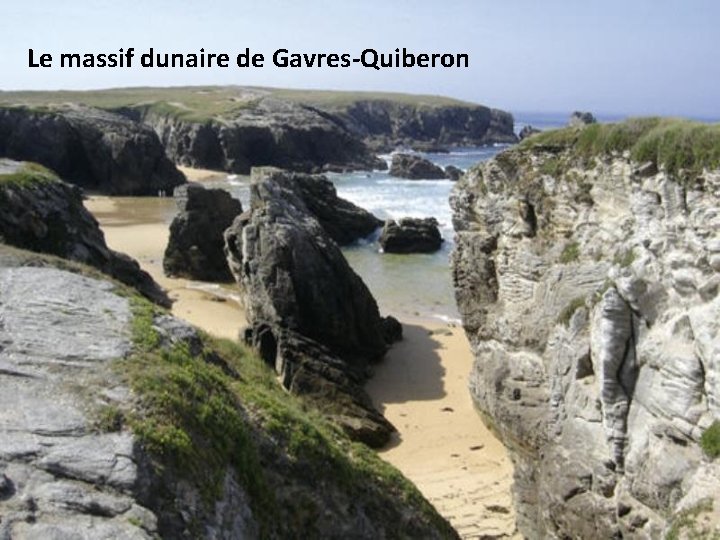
[0,87,517,176]
[451,118,720,538]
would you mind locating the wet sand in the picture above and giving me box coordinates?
[85,188,517,538]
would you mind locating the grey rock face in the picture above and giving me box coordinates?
[0,160,170,306]
[332,100,518,151]
[451,147,720,538]
[224,168,396,446]
[275,172,382,245]
[389,153,447,179]
[444,165,464,182]
[0,265,155,540]
[140,98,384,174]
[163,183,243,281]
[379,218,443,254]
[0,105,185,195]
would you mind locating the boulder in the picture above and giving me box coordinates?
[280,172,382,245]
[569,111,597,127]
[519,125,541,140]
[224,168,398,446]
[379,218,443,254]
[389,153,447,180]
[444,165,464,181]
[163,183,243,281]
[0,159,170,306]
[0,105,185,195]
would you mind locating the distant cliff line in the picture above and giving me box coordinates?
[0,86,516,186]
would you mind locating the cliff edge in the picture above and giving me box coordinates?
[451,118,720,538]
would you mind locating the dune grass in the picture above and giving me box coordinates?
[0,85,477,123]
[521,117,720,183]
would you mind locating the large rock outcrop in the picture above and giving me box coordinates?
[224,168,397,447]
[0,105,185,195]
[133,98,385,174]
[324,98,518,152]
[163,183,243,281]
[379,218,443,254]
[390,153,447,180]
[273,171,382,245]
[0,159,170,306]
[0,246,457,539]
[451,120,720,538]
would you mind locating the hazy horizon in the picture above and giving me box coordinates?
[2,0,718,118]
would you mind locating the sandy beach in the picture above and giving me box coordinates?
[85,190,517,538]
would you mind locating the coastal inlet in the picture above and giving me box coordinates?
[200,146,505,323]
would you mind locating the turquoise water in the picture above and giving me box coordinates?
[209,146,502,322]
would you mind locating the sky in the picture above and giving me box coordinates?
[1,0,718,117]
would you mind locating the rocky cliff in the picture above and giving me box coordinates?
[451,119,720,538]
[323,98,517,152]
[1,87,517,174]
[0,105,185,195]
[0,245,457,539]
[0,159,170,306]
[224,169,398,447]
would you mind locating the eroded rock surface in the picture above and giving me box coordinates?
[390,153,447,180]
[224,168,396,446]
[379,218,443,254]
[0,105,185,195]
[0,160,169,306]
[163,183,243,281]
[451,134,720,538]
[0,247,457,539]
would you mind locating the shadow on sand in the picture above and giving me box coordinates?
[367,323,448,412]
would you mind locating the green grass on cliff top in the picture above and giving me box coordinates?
[117,295,455,538]
[0,162,59,187]
[0,85,475,122]
[520,117,720,180]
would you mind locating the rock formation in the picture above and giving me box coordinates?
[132,98,385,174]
[0,159,170,306]
[444,165,464,182]
[324,98,518,151]
[273,171,382,245]
[163,183,243,281]
[518,125,541,140]
[451,119,720,538]
[0,105,185,195]
[1,88,517,174]
[379,218,443,254]
[390,153,447,179]
[0,245,457,539]
[224,168,398,447]
[569,110,597,126]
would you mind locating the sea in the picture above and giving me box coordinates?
[205,111,664,324]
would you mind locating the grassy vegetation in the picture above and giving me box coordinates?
[560,241,581,264]
[0,85,476,123]
[614,248,636,268]
[521,118,720,184]
[118,295,453,536]
[665,498,718,540]
[0,162,59,187]
[557,296,586,327]
[700,420,720,459]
